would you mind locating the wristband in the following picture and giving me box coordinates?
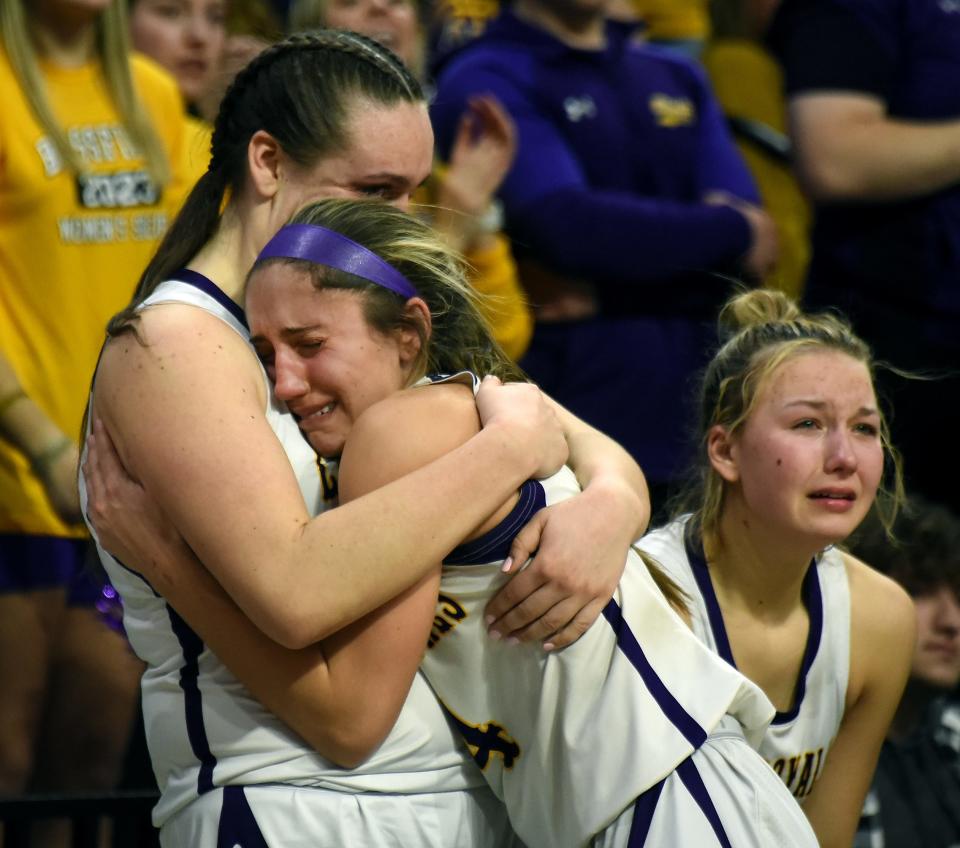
[476,199,504,235]
[30,435,74,476]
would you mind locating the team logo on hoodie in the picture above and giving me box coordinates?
[563,95,598,122]
[649,94,696,127]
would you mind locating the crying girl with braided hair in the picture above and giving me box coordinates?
[79,28,650,844]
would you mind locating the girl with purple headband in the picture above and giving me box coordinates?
[86,196,820,847]
[81,29,648,845]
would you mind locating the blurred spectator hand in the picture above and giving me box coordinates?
[434,94,517,251]
[705,190,779,282]
[446,94,517,213]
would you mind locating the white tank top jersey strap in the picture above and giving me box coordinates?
[78,281,487,832]
[637,516,851,802]
[417,373,817,848]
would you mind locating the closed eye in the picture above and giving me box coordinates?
[297,340,324,355]
[358,183,401,200]
[252,344,274,367]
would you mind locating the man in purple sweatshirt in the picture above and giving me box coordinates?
[431,0,777,508]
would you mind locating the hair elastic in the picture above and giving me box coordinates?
[258,223,418,299]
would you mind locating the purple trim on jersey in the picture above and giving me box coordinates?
[627,754,733,846]
[443,479,546,565]
[173,269,248,330]
[676,757,734,848]
[627,777,665,845]
[217,787,269,848]
[685,538,737,668]
[685,536,823,724]
[601,599,708,749]
[777,564,823,725]
[166,605,217,793]
[258,224,418,299]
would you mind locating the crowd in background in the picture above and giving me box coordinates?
[1,0,958,845]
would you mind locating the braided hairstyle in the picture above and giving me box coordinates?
[673,288,905,542]
[107,29,423,338]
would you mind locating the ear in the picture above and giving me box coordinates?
[398,297,431,368]
[707,424,740,484]
[247,130,284,200]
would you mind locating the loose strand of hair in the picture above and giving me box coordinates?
[0,2,84,174]
[100,5,170,186]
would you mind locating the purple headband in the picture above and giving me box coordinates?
[258,223,418,299]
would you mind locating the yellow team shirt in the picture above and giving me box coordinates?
[184,113,212,188]
[631,0,709,42]
[0,50,191,536]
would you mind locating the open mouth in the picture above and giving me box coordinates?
[294,402,336,425]
[808,490,855,501]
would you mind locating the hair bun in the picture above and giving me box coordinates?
[717,288,801,341]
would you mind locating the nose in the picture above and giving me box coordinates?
[934,586,960,636]
[824,428,857,475]
[272,348,309,401]
[184,12,212,45]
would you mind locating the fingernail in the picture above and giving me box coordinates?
[489,629,502,641]
[543,642,555,652]
[501,556,513,573]
[506,637,519,646]
[484,615,495,627]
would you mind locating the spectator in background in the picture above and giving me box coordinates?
[288,0,534,360]
[849,498,960,848]
[0,0,189,842]
[129,0,227,116]
[769,0,960,513]
[129,0,228,179]
[429,0,709,73]
[431,0,778,512]
[193,0,281,128]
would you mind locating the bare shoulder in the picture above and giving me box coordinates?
[841,550,916,696]
[339,381,480,498]
[97,304,262,403]
[100,302,256,367]
[98,302,257,380]
[841,550,915,637]
[94,303,267,471]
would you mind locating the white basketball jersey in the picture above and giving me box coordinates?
[415,376,776,847]
[79,277,482,827]
[637,517,850,802]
